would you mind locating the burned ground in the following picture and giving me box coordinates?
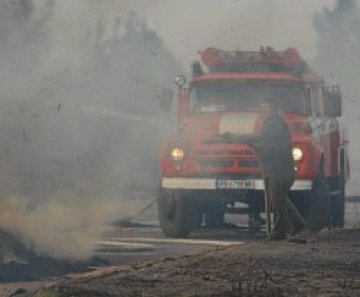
[0,229,107,283]
[29,228,360,297]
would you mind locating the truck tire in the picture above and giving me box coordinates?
[337,170,345,227]
[305,177,330,232]
[331,170,345,228]
[158,190,198,238]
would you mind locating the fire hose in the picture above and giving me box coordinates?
[116,196,159,225]
[253,149,305,239]
[116,189,304,240]
[261,165,305,239]
[64,104,305,236]
[262,172,305,240]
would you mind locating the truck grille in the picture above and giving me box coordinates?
[196,149,259,170]
[200,159,234,168]
[239,160,260,167]
[196,150,254,156]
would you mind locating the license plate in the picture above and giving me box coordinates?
[216,179,255,189]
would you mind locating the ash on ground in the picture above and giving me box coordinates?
[0,230,106,283]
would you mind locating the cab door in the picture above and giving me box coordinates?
[314,84,338,177]
[307,84,328,175]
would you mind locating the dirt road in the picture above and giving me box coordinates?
[33,228,360,297]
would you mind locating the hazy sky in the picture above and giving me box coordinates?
[48,0,336,70]
[124,0,337,66]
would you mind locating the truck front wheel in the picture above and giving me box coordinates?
[158,190,199,238]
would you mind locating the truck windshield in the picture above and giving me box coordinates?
[189,82,307,115]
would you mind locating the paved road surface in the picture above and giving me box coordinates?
[97,200,360,265]
[97,223,246,266]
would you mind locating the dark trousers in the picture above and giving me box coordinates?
[264,176,295,237]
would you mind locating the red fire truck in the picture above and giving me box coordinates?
[158,47,349,237]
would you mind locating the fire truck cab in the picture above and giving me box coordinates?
[159,47,349,238]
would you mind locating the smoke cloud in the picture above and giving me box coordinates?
[0,1,179,260]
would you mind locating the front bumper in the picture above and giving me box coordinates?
[161,177,312,191]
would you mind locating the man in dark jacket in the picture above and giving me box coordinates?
[231,97,302,239]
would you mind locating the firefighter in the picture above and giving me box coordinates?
[231,97,303,239]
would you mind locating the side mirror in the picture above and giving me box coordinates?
[160,88,174,113]
[192,61,204,77]
[330,94,342,117]
[325,86,342,117]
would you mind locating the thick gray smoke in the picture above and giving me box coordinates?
[0,1,179,260]
[314,0,360,195]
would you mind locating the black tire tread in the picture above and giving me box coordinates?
[158,191,197,238]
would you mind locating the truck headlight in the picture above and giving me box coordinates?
[292,147,303,161]
[171,148,185,161]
